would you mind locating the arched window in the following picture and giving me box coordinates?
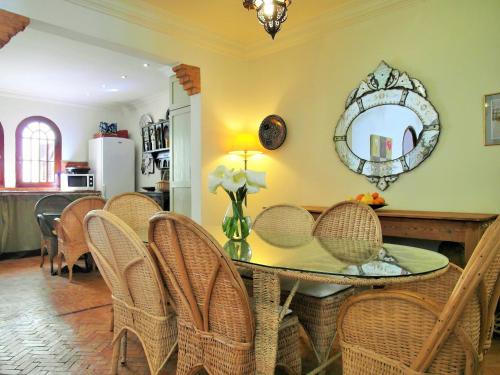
[16,116,61,187]
[0,122,4,187]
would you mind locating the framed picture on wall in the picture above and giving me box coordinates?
[484,92,500,145]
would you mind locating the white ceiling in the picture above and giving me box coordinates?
[0,27,172,107]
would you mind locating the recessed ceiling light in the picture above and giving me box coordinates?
[121,74,128,79]
[143,63,150,68]
[106,88,119,92]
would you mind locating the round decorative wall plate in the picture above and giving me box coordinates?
[258,115,287,150]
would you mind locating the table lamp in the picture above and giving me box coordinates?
[228,133,263,170]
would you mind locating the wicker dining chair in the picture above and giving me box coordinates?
[34,194,72,273]
[285,201,382,367]
[84,210,177,375]
[249,204,316,294]
[253,204,316,248]
[337,216,500,375]
[149,212,302,375]
[55,196,106,282]
[104,192,162,240]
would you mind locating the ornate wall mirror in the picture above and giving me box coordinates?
[334,61,440,190]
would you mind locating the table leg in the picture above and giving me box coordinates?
[253,270,281,375]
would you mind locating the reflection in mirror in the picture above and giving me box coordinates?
[347,105,423,161]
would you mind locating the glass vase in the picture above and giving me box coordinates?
[222,200,252,241]
[223,240,252,262]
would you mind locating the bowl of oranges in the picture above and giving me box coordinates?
[351,192,387,209]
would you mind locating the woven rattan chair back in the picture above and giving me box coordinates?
[312,201,382,242]
[34,195,72,234]
[149,212,254,343]
[253,204,315,248]
[410,216,500,372]
[85,210,177,375]
[85,210,167,319]
[60,196,106,245]
[104,192,161,238]
[253,204,315,234]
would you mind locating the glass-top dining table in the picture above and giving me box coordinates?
[204,226,449,375]
[142,225,449,375]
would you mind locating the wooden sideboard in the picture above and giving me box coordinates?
[304,207,498,262]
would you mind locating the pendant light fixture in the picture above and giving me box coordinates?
[243,0,292,39]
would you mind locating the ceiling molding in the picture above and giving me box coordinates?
[245,0,419,60]
[64,0,247,59]
[0,88,124,111]
[64,0,418,61]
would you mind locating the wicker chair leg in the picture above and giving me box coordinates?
[40,243,46,268]
[109,307,114,332]
[111,339,120,375]
[68,264,74,283]
[48,252,55,274]
[120,332,127,365]
[57,253,63,276]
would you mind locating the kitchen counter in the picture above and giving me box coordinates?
[0,191,101,255]
[0,189,100,196]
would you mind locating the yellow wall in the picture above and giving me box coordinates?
[208,0,500,224]
[4,0,500,226]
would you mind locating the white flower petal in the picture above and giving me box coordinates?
[246,170,266,188]
[246,184,260,194]
[213,165,228,178]
[221,169,246,192]
[208,175,222,194]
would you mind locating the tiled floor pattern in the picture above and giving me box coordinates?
[0,256,498,374]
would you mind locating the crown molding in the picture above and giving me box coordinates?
[0,88,123,110]
[245,0,419,60]
[64,0,418,61]
[64,0,247,60]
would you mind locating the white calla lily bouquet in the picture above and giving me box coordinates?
[208,165,266,240]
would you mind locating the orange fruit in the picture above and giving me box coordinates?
[355,194,364,201]
[371,192,379,199]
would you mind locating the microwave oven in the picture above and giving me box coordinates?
[60,173,95,191]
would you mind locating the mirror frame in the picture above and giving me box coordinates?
[334,61,440,190]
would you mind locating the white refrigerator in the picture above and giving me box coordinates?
[88,137,135,199]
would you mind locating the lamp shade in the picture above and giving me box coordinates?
[229,133,263,156]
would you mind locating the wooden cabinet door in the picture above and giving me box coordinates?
[170,105,191,216]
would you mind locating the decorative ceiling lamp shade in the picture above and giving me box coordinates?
[243,0,292,39]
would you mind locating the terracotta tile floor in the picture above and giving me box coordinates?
[0,256,498,374]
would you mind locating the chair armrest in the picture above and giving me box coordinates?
[337,289,479,375]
